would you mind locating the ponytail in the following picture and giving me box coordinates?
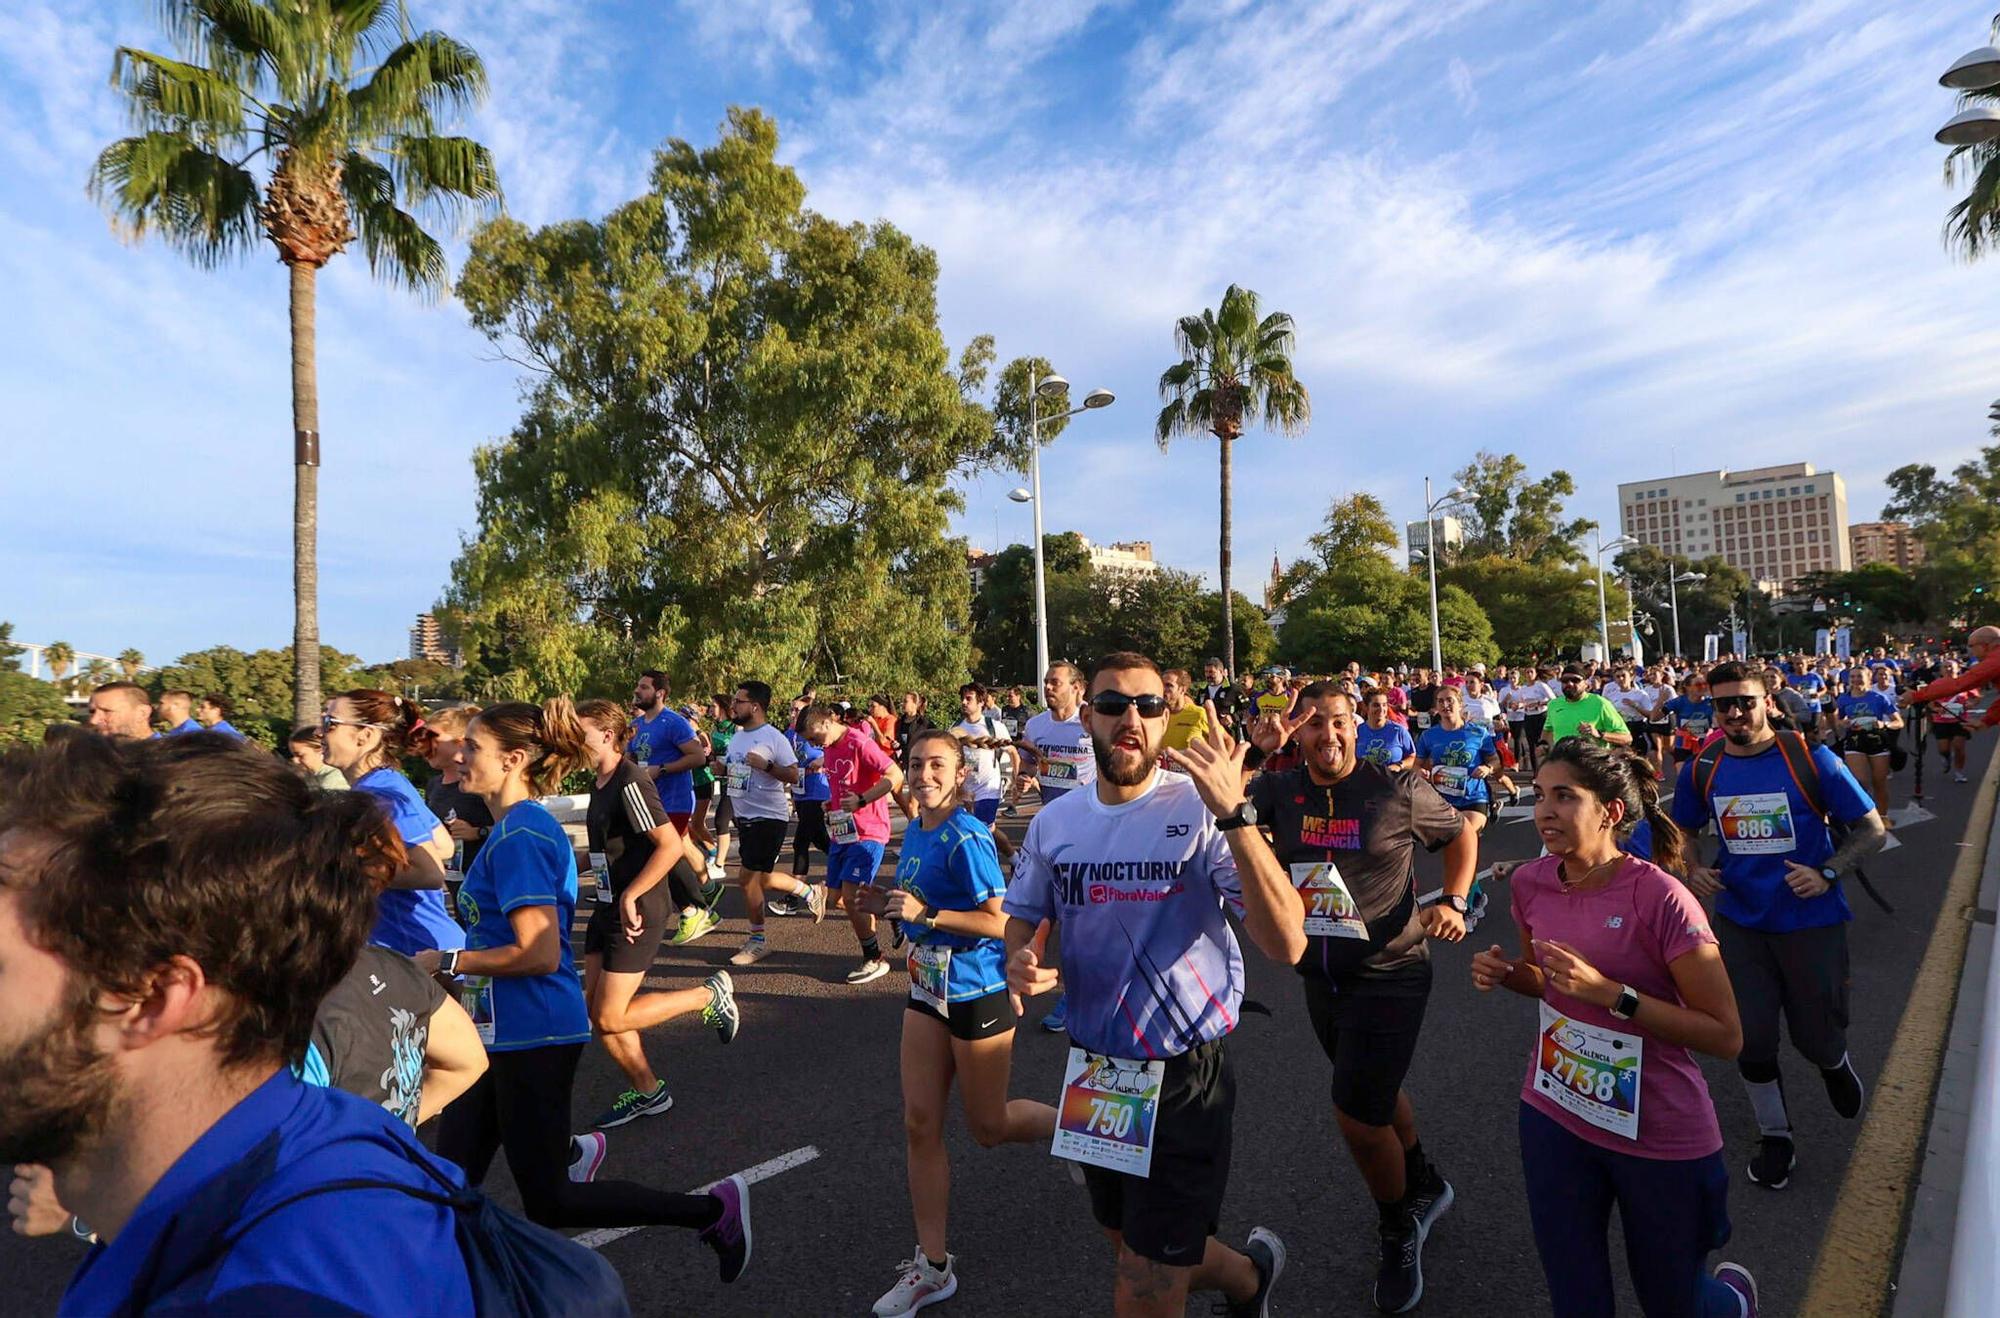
[475,697,593,797]
[1627,753,1689,878]
[334,688,426,770]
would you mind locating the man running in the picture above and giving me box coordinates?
[84,681,154,740]
[1356,688,1417,772]
[1004,652,1297,1317]
[1199,657,1241,734]
[1014,663,1096,1034]
[156,689,201,736]
[1248,683,1477,1312]
[1901,625,2000,735]
[1671,662,1885,1190]
[1162,668,1213,752]
[630,670,716,938]
[725,681,825,966]
[804,702,907,984]
[1541,667,1633,751]
[950,682,1018,828]
[196,694,245,739]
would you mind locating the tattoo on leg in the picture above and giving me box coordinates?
[1115,1248,1184,1305]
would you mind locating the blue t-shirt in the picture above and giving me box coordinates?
[1356,720,1416,767]
[1671,742,1877,932]
[1416,724,1496,803]
[629,706,698,814]
[208,720,244,740]
[1835,690,1897,729]
[165,719,203,736]
[895,808,1008,1001]
[1795,673,1826,702]
[455,800,591,1052]
[790,732,831,803]
[1665,695,1713,735]
[1622,818,1654,862]
[60,1071,472,1317]
[353,768,464,955]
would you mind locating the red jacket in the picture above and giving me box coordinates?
[1905,653,2000,727]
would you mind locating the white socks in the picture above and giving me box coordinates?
[1742,1077,1791,1138]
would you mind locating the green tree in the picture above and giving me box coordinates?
[1943,18,2000,262]
[83,658,114,688]
[1273,492,1398,605]
[43,641,74,686]
[1155,284,1311,677]
[352,657,467,703]
[1450,452,1596,565]
[117,648,146,678]
[970,532,1091,681]
[0,622,21,672]
[449,109,1012,702]
[1206,590,1278,674]
[90,1,501,725]
[1279,556,1495,671]
[153,644,364,747]
[0,669,75,751]
[1439,556,1625,660]
[1613,547,1755,656]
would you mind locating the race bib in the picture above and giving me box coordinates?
[726,761,752,794]
[1683,718,1710,735]
[1435,766,1470,797]
[1039,747,1089,791]
[461,976,496,1046]
[1941,700,1967,720]
[1849,714,1879,731]
[828,809,859,845]
[1411,711,1433,731]
[590,852,613,904]
[909,942,950,1014]
[1291,862,1367,940]
[1051,1047,1164,1178]
[1715,791,1796,856]
[1535,1002,1642,1140]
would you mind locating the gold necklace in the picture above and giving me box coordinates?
[1559,853,1623,892]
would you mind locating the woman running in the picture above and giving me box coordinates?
[1470,740,1756,1318]
[708,693,739,877]
[1833,667,1901,822]
[859,728,1058,1316]
[1929,659,1972,783]
[1415,685,1505,837]
[414,698,752,1283]
[321,688,462,958]
[417,704,491,888]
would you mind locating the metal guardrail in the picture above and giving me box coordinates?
[1947,791,2000,1316]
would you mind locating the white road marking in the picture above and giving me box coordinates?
[573,1143,822,1251]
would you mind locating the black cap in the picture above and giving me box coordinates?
[1561,667,1585,680]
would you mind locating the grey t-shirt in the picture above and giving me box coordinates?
[303,945,447,1127]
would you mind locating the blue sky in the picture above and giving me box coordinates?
[5,0,1998,666]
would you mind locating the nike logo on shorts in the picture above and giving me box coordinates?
[979,1019,999,1029]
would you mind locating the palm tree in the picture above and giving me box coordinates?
[90,1,500,725]
[44,641,75,685]
[1155,284,1311,675]
[117,649,146,678]
[83,658,115,690]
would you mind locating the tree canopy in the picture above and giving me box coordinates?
[1450,452,1596,566]
[447,109,1028,701]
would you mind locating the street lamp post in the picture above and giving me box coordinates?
[1668,569,1706,659]
[1594,530,1635,662]
[1010,371,1115,684]
[1421,479,1467,673]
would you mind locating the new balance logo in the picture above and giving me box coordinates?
[1604,916,1623,929]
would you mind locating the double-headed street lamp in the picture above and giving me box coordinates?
[1594,530,1636,662]
[1666,569,1706,659]
[1420,478,1466,673]
[1007,371,1114,684]
[1939,45,2000,144]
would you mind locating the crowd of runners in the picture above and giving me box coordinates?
[8,626,2000,1316]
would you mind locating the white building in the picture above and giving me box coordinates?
[1616,463,1849,589]
[1081,537,1159,579]
[1405,515,1464,567]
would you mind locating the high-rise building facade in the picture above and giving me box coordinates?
[1405,515,1463,567]
[408,613,461,666]
[1616,463,1848,590]
[1849,521,1925,570]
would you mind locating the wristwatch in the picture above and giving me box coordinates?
[1610,984,1640,1020]
[918,903,939,928]
[438,948,462,977]
[1217,801,1259,831]
[1444,894,1470,915]
[1820,865,1841,886]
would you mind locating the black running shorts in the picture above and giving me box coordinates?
[1302,960,1433,1127]
[1079,1037,1234,1268]
[582,884,671,975]
[905,985,1015,1041]
[735,816,789,873]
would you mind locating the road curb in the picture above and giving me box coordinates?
[1802,743,2000,1316]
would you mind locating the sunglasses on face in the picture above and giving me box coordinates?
[1089,692,1169,719]
[319,715,384,732]
[1711,694,1762,712]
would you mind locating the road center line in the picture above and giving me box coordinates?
[573,1143,822,1251]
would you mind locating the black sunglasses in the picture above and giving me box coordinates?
[1711,694,1762,712]
[1089,692,1169,719]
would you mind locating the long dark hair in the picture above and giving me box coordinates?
[1543,738,1688,878]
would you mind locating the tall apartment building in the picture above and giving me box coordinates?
[1405,515,1464,567]
[1849,520,1925,570]
[1616,463,1848,590]
[408,613,461,666]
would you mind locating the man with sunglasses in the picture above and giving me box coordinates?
[1244,682,1475,1313]
[1670,662,1884,1192]
[1004,653,1302,1318]
[1540,667,1633,752]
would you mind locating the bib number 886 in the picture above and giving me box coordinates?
[1086,1097,1136,1139]
[1731,817,1776,839]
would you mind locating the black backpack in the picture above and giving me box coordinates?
[192,1135,631,1318]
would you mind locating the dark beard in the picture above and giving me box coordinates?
[1093,734,1159,787]
[0,985,119,1166]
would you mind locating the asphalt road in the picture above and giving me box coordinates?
[4,738,1986,1316]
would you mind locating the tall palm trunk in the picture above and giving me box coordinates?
[1219,433,1234,676]
[290,260,321,726]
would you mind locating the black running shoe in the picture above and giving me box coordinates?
[1374,1210,1423,1313]
[1822,1056,1865,1119]
[1407,1168,1455,1238]
[1747,1135,1795,1190]
[1221,1226,1286,1317]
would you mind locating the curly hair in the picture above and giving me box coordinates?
[0,732,399,1069]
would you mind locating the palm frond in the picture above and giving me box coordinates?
[89,131,260,265]
[387,133,500,216]
[353,31,487,136]
[283,82,355,172]
[1154,398,1186,451]
[329,0,402,65]
[1158,359,1196,391]
[343,151,447,293]
[158,0,291,79]
[1217,283,1257,341]
[112,47,249,141]
[1171,311,1211,358]
[1259,376,1311,435]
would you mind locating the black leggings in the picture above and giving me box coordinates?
[792,800,829,875]
[665,854,704,909]
[437,1041,717,1231]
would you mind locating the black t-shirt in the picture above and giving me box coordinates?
[424,777,493,871]
[1202,684,1242,723]
[586,759,669,896]
[306,945,447,1128]
[895,713,934,762]
[1247,762,1464,982]
[1408,684,1439,714]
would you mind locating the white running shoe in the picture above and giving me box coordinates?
[847,957,891,985]
[873,1248,957,1316]
[729,938,771,967]
[568,1132,607,1183]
